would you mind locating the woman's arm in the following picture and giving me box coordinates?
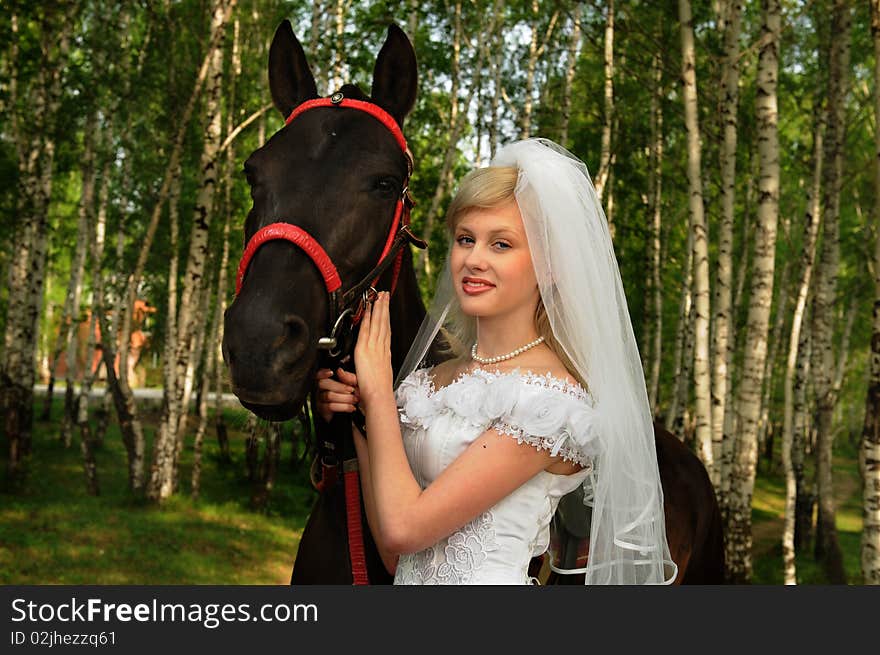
[355,292,568,555]
[361,386,559,554]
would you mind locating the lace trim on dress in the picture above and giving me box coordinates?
[395,367,600,468]
[395,511,498,585]
[492,421,594,471]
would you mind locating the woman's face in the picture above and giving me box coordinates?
[450,200,540,320]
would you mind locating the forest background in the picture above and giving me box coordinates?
[1,0,878,586]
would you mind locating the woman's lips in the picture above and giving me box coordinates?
[462,278,495,295]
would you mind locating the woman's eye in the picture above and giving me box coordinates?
[494,241,511,250]
[456,235,474,245]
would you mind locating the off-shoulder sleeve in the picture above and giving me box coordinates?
[482,373,599,469]
[395,368,600,468]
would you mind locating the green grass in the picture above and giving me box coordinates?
[1,399,867,584]
[0,398,317,584]
[750,434,864,585]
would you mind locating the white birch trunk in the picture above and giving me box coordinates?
[668,229,694,434]
[810,0,851,584]
[520,2,558,140]
[782,110,824,584]
[713,0,743,491]
[489,0,504,160]
[559,3,582,147]
[678,0,713,472]
[758,257,790,454]
[726,0,781,583]
[2,11,71,473]
[862,0,880,585]
[648,51,664,412]
[148,0,232,501]
[594,0,614,201]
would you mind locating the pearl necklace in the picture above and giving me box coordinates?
[471,336,545,365]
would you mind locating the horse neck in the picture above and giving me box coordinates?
[387,246,426,376]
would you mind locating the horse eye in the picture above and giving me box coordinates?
[374,177,397,197]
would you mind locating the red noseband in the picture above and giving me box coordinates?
[236,223,342,296]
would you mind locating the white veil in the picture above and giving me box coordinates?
[395,138,677,584]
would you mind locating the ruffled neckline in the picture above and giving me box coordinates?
[420,366,592,405]
[396,365,600,467]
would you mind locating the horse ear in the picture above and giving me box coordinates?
[269,20,318,118]
[370,24,417,126]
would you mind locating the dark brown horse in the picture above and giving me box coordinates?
[224,21,724,585]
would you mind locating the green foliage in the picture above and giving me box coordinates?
[0,398,315,584]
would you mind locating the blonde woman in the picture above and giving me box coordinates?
[316,138,677,585]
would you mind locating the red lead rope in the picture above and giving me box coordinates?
[344,463,370,585]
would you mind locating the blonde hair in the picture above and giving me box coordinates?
[439,167,588,391]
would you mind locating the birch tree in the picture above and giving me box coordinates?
[520,1,559,140]
[647,50,664,412]
[810,0,850,584]
[594,0,614,202]
[713,0,743,490]
[2,8,72,476]
[727,0,781,583]
[559,2,582,147]
[102,0,235,493]
[782,109,825,584]
[148,0,234,500]
[862,0,880,586]
[678,0,713,473]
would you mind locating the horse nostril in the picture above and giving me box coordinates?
[274,314,309,373]
[283,314,307,340]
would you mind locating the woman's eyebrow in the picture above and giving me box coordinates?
[456,225,518,238]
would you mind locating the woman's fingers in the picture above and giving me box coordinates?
[378,291,390,345]
[325,402,356,413]
[317,377,356,394]
[322,390,358,405]
[336,368,358,386]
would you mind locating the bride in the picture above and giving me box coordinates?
[315,138,677,585]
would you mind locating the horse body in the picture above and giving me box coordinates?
[226,21,724,586]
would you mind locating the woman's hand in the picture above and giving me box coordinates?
[314,367,360,423]
[353,291,394,412]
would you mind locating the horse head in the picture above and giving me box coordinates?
[223,20,418,421]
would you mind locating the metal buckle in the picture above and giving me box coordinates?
[330,91,344,104]
[362,286,378,305]
[316,306,354,356]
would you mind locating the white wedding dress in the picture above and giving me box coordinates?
[392,366,600,585]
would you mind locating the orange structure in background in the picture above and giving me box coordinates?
[48,299,157,388]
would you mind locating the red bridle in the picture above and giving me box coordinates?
[234,92,426,358]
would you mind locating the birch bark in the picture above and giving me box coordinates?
[810,0,850,584]
[782,110,824,584]
[594,0,614,200]
[713,0,743,490]
[148,0,233,500]
[678,0,713,472]
[861,0,880,586]
[647,51,664,412]
[559,3,582,147]
[727,0,782,583]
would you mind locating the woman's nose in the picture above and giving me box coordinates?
[464,243,487,270]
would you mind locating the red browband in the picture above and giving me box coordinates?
[285,96,408,153]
